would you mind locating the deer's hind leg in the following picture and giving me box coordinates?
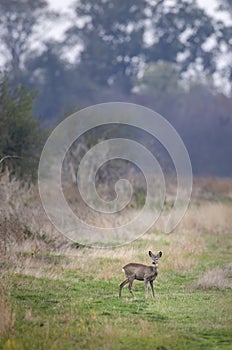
[119,278,129,298]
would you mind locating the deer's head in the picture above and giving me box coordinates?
[149,251,162,265]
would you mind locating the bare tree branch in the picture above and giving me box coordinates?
[0,155,21,165]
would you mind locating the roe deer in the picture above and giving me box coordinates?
[119,251,162,298]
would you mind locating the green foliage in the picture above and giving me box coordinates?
[0,0,231,176]
[0,78,47,180]
[63,0,231,94]
[70,242,86,249]
[25,43,77,120]
[148,0,216,73]
[138,61,183,100]
[133,188,146,208]
[66,0,148,92]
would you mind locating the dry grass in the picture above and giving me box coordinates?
[194,263,232,290]
[0,172,69,255]
[0,173,231,282]
[193,177,232,200]
[178,202,232,234]
[22,228,204,281]
[160,232,204,272]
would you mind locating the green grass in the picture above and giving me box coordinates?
[1,275,231,349]
[0,230,232,350]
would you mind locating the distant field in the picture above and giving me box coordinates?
[0,176,232,349]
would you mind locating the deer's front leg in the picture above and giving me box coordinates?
[149,280,155,297]
[128,277,135,298]
[144,279,149,298]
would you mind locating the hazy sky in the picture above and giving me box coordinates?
[47,0,232,41]
[48,0,232,22]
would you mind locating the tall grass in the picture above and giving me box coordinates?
[1,173,232,271]
[178,202,232,234]
[194,264,232,290]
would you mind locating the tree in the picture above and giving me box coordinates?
[0,77,47,180]
[218,0,232,15]
[65,0,148,93]
[0,0,56,80]
[216,1,232,92]
[25,42,78,120]
[137,61,182,99]
[147,0,232,92]
[64,0,232,95]
[148,0,216,73]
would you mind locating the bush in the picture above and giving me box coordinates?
[0,77,47,181]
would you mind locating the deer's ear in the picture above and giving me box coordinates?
[149,251,153,257]
[159,251,162,258]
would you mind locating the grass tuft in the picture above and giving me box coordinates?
[194,264,232,290]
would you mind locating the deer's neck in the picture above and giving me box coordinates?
[152,263,159,274]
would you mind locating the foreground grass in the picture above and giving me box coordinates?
[1,229,232,350]
[1,274,231,350]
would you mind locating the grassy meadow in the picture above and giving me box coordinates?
[0,175,232,350]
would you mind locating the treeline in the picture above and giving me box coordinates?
[0,0,232,178]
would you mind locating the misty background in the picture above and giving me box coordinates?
[0,0,232,179]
